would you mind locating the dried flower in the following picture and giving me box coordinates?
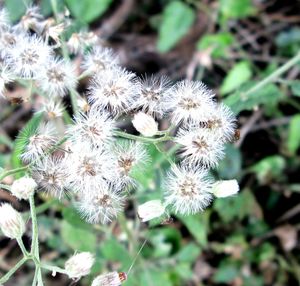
[92,271,127,286]
[132,112,158,137]
[0,204,25,239]
[65,252,95,279]
[138,200,166,222]
[211,180,239,198]
[11,177,37,200]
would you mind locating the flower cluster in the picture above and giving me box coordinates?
[0,6,239,226]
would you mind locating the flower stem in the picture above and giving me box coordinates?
[0,257,28,284]
[29,195,40,260]
[115,130,173,143]
[0,166,29,182]
[17,238,29,257]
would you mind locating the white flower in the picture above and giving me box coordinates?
[68,109,115,148]
[32,156,68,199]
[165,80,215,125]
[176,128,224,168]
[11,177,37,200]
[201,103,236,142]
[65,252,95,279]
[82,46,119,74]
[19,6,43,32]
[164,164,213,215]
[135,75,171,117]
[41,99,64,119]
[76,182,124,224]
[21,122,57,163]
[112,141,149,187]
[0,204,25,239]
[36,57,77,97]
[67,33,81,54]
[138,200,165,222]
[211,180,239,198]
[8,35,52,78]
[88,67,139,115]
[132,112,158,137]
[0,64,13,97]
[77,96,90,113]
[92,272,127,286]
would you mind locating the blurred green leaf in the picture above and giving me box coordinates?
[275,28,300,56]
[213,262,239,283]
[157,1,195,53]
[177,212,209,246]
[139,268,173,286]
[174,262,194,280]
[65,0,113,23]
[251,155,286,184]
[176,243,201,263]
[221,61,252,95]
[290,80,300,97]
[287,114,300,155]
[224,83,283,114]
[61,221,97,252]
[62,207,93,230]
[219,0,255,20]
[197,32,234,58]
[4,0,31,22]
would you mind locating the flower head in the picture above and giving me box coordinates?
[138,200,166,222]
[92,272,127,286]
[0,204,25,239]
[11,177,37,200]
[211,180,239,198]
[164,164,213,215]
[65,252,95,279]
[41,99,64,119]
[132,112,158,137]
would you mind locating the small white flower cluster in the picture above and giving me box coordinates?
[1,6,239,225]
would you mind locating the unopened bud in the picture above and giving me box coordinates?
[0,204,25,239]
[11,177,37,200]
[65,252,95,279]
[138,200,165,222]
[212,180,239,198]
[92,271,127,286]
[132,112,158,137]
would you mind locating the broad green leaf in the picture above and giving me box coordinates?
[4,0,31,22]
[275,28,300,56]
[176,243,201,263]
[219,0,255,20]
[213,263,239,283]
[287,114,300,155]
[197,32,234,58]
[177,212,209,246]
[61,221,97,252]
[65,0,114,23]
[220,61,252,95]
[157,1,195,53]
[62,207,93,230]
[138,268,173,286]
[224,83,283,114]
[251,155,286,184]
[290,80,300,97]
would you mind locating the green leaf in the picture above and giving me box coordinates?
[197,32,234,58]
[213,263,239,283]
[177,212,209,246]
[62,207,93,231]
[219,0,255,20]
[287,114,300,155]
[251,155,286,184]
[138,269,173,286]
[61,221,97,252]
[220,61,252,95]
[224,83,283,114]
[176,243,201,263]
[65,0,114,23]
[290,80,300,97]
[157,1,195,53]
[4,0,31,22]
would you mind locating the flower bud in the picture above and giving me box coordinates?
[211,180,239,198]
[11,177,37,200]
[65,252,95,279]
[92,271,127,286]
[0,204,25,239]
[132,112,158,137]
[138,200,165,222]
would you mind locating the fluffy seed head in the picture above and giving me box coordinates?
[138,200,165,222]
[92,271,126,286]
[0,64,13,97]
[88,67,139,115]
[11,177,37,200]
[164,164,213,215]
[65,252,95,279]
[212,180,239,198]
[176,128,224,168]
[132,112,158,137]
[41,99,64,119]
[0,204,25,239]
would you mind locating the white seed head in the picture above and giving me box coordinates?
[211,180,239,198]
[176,128,225,168]
[138,200,165,222]
[11,177,37,200]
[0,64,13,97]
[37,57,77,97]
[76,182,124,224]
[77,96,90,113]
[164,164,213,215]
[92,271,125,286]
[0,204,25,239]
[132,112,158,137]
[166,80,215,125]
[65,252,95,279]
[88,67,139,115]
[68,109,115,148]
[41,99,64,119]
[82,46,119,74]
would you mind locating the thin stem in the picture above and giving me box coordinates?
[32,266,39,286]
[17,238,29,257]
[243,51,300,97]
[0,257,28,284]
[154,143,174,165]
[0,183,11,191]
[29,195,39,259]
[114,131,173,143]
[40,264,68,275]
[0,166,28,182]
